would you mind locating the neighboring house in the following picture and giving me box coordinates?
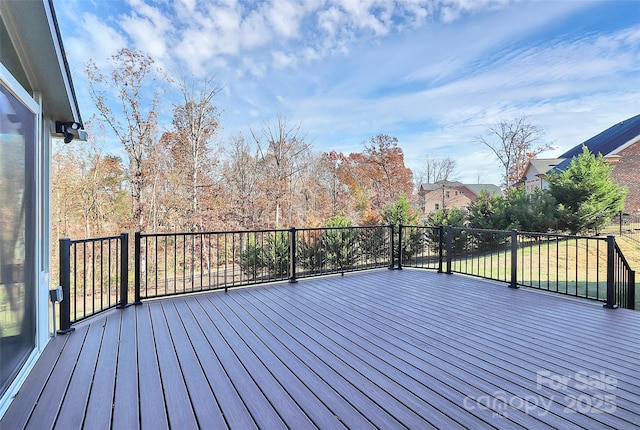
[418,180,501,213]
[520,114,640,212]
[1,0,84,416]
[520,158,564,192]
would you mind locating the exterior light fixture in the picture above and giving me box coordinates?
[55,121,82,143]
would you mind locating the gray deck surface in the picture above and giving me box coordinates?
[2,269,639,429]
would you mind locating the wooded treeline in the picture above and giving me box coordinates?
[52,49,421,240]
[52,117,416,240]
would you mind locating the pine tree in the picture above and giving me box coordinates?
[547,146,626,234]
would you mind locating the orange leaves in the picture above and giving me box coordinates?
[326,134,414,220]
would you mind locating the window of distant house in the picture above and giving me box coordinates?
[435,204,439,210]
[445,191,450,198]
[455,191,458,195]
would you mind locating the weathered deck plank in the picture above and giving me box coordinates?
[2,269,639,430]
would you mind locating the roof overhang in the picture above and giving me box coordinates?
[0,0,82,127]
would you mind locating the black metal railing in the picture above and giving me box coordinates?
[294,226,393,279]
[444,227,514,284]
[58,233,128,332]
[610,239,636,309]
[434,227,635,309]
[57,224,637,331]
[135,225,394,300]
[609,212,640,242]
[135,229,291,300]
[396,225,443,271]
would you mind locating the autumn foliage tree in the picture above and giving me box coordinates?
[334,134,413,220]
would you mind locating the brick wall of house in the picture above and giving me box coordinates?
[421,187,475,213]
[611,140,640,213]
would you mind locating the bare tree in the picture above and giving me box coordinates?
[86,48,161,231]
[252,114,311,227]
[221,133,264,229]
[415,155,457,187]
[476,116,551,190]
[163,78,222,231]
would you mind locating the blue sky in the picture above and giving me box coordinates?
[54,0,640,185]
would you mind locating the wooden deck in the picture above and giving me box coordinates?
[2,269,639,429]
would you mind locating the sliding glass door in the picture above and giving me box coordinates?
[0,83,36,397]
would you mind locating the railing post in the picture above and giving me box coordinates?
[446,226,452,274]
[388,224,395,270]
[397,224,403,270]
[437,225,443,273]
[619,211,623,236]
[133,231,142,305]
[510,230,518,288]
[118,233,129,308]
[604,235,618,309]
[58,238,75,334]
[289,227,298,284]
[628,270,636,310]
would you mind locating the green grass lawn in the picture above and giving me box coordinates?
[449,236,639,309]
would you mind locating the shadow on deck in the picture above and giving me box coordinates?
[2,269,639,429]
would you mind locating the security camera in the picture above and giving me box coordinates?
[55,121,83,143]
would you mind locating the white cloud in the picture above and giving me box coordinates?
[263,0,305,38]
[67,13,127,69]
[240,10,272,49]
[121,0,172,63]
[272,51,297,69]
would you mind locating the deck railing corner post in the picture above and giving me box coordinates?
[397,224,403,270]
[133,231,142,305]
[437,225,443,273]
[603,235,617,309]
[510,229,518,288]
[446,225,452,274]
[629,270,636,310]
[117,232,129,308]
[388,224,396,270]
[57,238,75,334]
[289,226,298,284]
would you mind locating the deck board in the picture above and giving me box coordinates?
[0,333,69,428]
[82,312,120,430]
[55,321,105,428]
[186,297,286,429]
[26,325,88,429]
[147,302,199,429]
[200,296,318,429]
[222,293,378,430]
[136,303,169,430]
[226,291,403,429]
[2,269,639,429]
[173,299,257,429]
[161,300,227,428]
[112,300,140,430]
